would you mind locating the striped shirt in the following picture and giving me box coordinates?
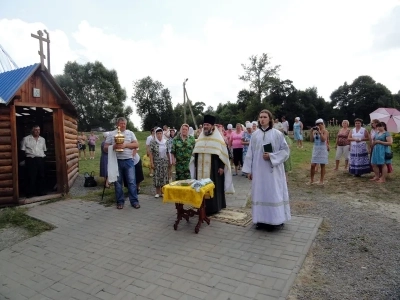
[105,129,137,160]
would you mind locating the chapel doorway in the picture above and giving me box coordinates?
[15,106,59,198]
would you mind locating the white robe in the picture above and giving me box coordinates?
[242,128,291,225]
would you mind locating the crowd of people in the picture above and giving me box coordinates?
[78,112,393,233]
[90,111,293,231]
[305,117,393,185]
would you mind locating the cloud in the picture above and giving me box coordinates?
[372,5,400,51]
[0,19,77,73]
[1,2,400,129]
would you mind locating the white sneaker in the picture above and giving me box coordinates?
[155,194,160,198]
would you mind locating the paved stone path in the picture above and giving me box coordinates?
[0,174,321,300]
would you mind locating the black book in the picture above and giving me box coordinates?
[263,143,273,153]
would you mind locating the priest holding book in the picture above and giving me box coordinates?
[242,109,291,230]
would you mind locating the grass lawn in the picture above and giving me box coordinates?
[79,131,400,204]
[0,207,55,236]
[289,138,400,204]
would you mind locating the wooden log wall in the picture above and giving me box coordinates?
[64,114,79,189]
[0,106,14,205]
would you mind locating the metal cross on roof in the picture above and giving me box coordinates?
[31,30,51,72]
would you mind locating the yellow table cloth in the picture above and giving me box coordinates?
[162,182,215,208]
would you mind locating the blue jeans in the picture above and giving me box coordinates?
[114,159,138,206]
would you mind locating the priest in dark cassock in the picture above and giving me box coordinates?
[190,115,235,215]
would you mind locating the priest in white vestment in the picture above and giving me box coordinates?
[190,115,234,215]
[242,109,291,230]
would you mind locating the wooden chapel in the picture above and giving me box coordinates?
[0,30,79,206]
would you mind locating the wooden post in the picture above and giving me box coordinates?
[9,105,18,203]
[185,89,198,130]
[31,30,50,71]
[183,79,187,124]
[53,109,68,194]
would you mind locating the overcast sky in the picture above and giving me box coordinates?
[1,0,399,128]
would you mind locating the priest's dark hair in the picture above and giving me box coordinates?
[258,109,274,129]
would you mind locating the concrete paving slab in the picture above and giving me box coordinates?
[0,175,321,300]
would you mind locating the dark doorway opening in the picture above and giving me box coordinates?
[16,106,58,198]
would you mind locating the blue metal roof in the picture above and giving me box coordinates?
[0,63,40,105]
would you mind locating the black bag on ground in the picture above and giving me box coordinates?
[84,172,97,187]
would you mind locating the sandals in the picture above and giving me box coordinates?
[132,203,141,209]
[117,204,123,209]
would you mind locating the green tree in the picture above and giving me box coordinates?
[216,102,242,126]
[331,76,393,123]
[239,53,281,103]
[236,89,256,113]
[132,76,174,130]
[393,90,400,108]
[171,102,203,130]
[55,61,132,131]
[267,80,300,123]
[204,106,215,115]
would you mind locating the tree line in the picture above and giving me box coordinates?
[55,54,399,132]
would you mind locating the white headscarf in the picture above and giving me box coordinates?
[189,127,194,136]
[155,127,167,159]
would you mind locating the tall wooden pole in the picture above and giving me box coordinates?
[185,89,198,129]
[183,79,188,124]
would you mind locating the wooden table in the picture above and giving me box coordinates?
[162,182,215,234]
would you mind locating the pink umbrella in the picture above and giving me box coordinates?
[369,108,400,133]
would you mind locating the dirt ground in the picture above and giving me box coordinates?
[287,165,400,300]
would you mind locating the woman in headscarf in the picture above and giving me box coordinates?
[188,127,195,137]
[251,121,258,132]
[167,128,176,181]
[171,124,196,180]
[149,128,170,197]
[241,123,253,177]
[293,117,303,148]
